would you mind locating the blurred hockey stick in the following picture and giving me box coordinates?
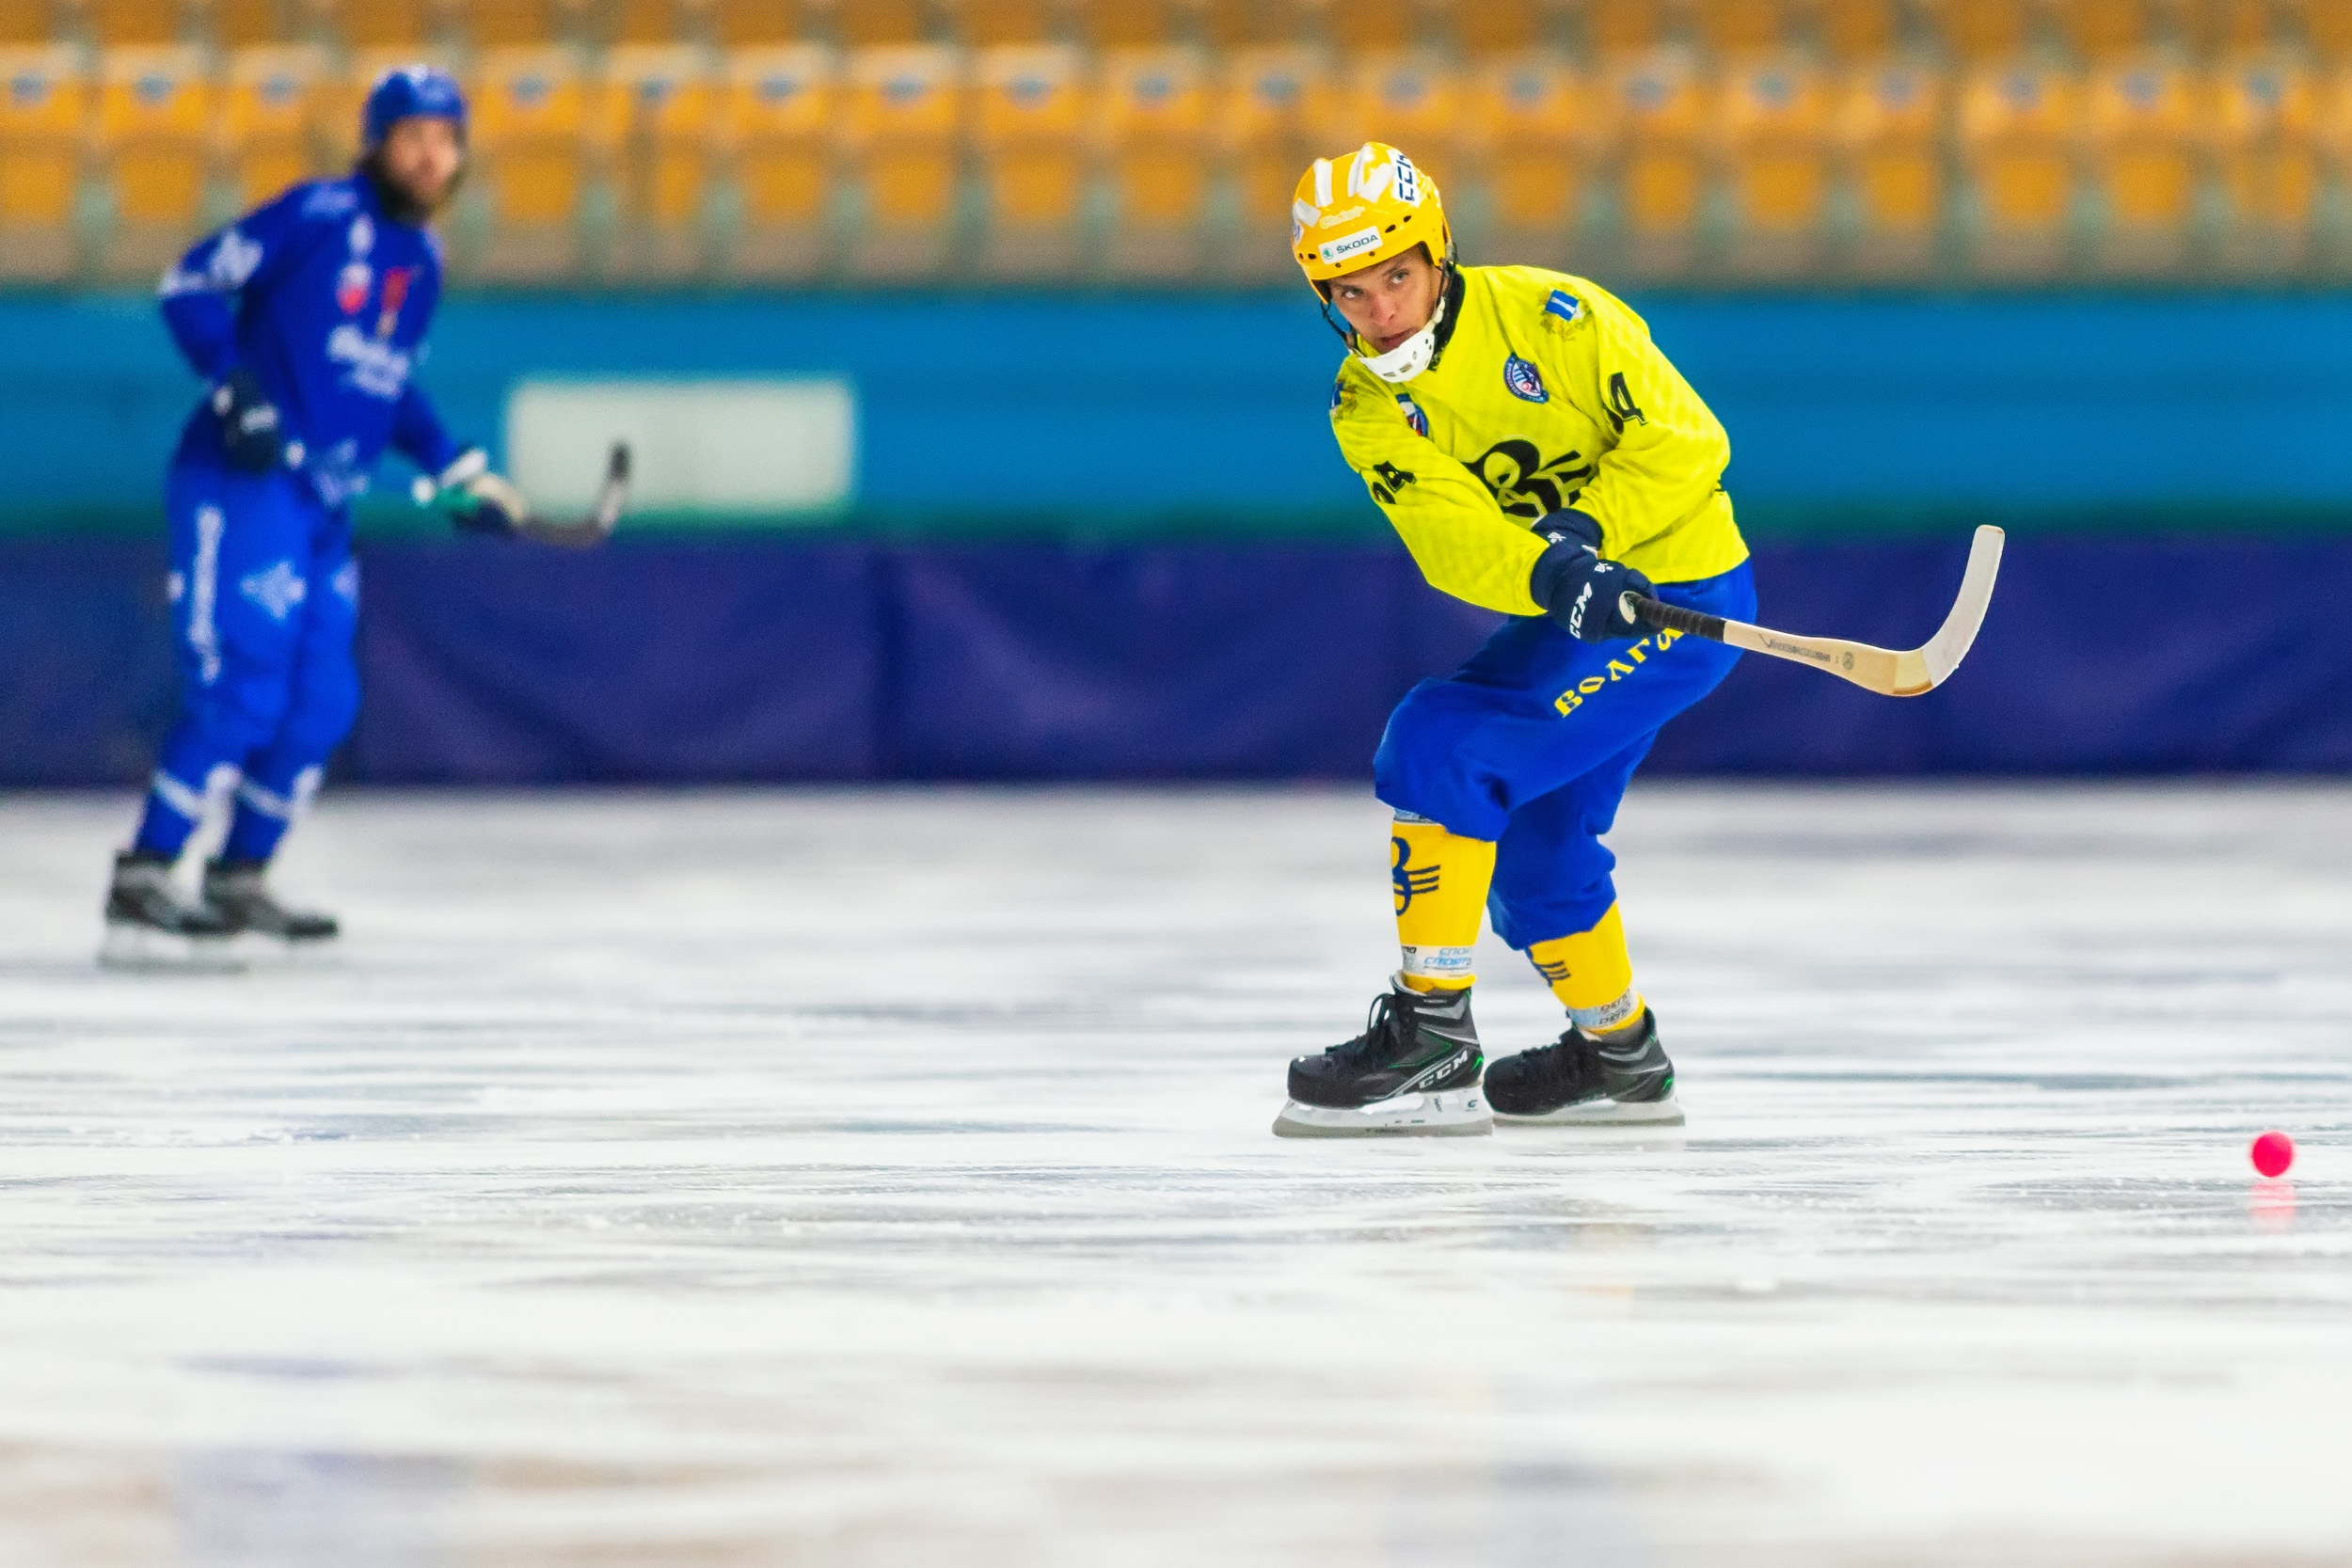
[1623,525,2004,698]
[412,442,632,549]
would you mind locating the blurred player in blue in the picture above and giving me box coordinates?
[103,66,535,968]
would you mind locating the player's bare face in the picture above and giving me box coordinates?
[380,117,463,214]
[1327,249,1442,355]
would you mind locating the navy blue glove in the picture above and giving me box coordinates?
[1528,509,1656,642]
[209,367,286,472]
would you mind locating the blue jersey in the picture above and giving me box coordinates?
[161,174,463,509]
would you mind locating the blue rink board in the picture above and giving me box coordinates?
[4,534,2347,785]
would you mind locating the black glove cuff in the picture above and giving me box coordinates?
[1534,507,1603,552]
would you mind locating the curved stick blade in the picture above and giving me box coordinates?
[1916,526,2004,689]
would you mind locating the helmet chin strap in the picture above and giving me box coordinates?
[1351,269,1450,385]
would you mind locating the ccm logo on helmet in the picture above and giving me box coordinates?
[1318,227,1384,265]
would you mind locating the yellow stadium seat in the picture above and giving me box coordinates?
[2084,59,2199,271]
[1329,0,1418,53]
[836,0,926,45]
[1838,60,1945,273]
[2058,0,2157,60]
[2185,0,2280,55]
[1695,0,1795,56]
[1605,53,1707,275]
[1448,0,1547,55]
[721,42,834,277]
[467,48,590,278]
[972,43,1083,274]
[461,0,580,47]
[1584,0,1661,56]
[610,0,698,42]
[220,45,328,205]
[710,0,808,44]
[0,44,86,278]
[946,0,1053,45]
[2213,55,2316,266]
[600,44,713,275]
[88,0,185,45]
[840,43,961,276]
[1074,0,1179,47]
[1817,0,1899,61]
[1465,55,1595,257]
[1716,56,1829,272]
[318,0,435,49]
[213,0,295,45]
[1924,0,2035,63]
[1098,46,1208,274]
[0,2,57,45]
[1200,0,1308,48]
[1221,46,1332,275]
[2298,0,2352,61]
[1332,54,1461,172]
[93,46,211,277]
[1959,64,2080,274]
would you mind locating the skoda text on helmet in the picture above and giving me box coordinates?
[1292,141,1455,384]
[361,64,468,150]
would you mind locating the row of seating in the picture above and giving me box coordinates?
[4,44,2344,281]
[9,0,2352,62]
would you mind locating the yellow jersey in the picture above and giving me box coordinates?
[1327,264,1750,614]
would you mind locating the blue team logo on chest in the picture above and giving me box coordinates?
[1394,392,1429,436]
[1503,355,1549,404]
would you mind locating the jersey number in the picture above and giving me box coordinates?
[1469,438,1597,521]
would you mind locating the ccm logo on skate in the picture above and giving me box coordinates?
[1553,629,1686,715]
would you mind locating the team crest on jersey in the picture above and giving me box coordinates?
[1543,290,1584,325]
[1394,392,1429,437]
[335,261,373,315]
[1503,355,1549,403]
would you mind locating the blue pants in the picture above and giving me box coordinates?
[133,461,360,863]
[1374,562,1755,950]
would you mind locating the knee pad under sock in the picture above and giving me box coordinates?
[1391,816,1496,992]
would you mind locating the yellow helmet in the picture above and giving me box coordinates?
[1291,141,1452,291]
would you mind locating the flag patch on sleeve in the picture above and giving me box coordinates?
[1543,290,1584,325]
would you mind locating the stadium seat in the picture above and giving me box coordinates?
[467,48,591,279]
[1923,0,2035,63]
[213,0,296,45]
[1097,46,1207,274]
[2084,60,2199,273]
[972,43,1084,275]
[0,1,56,45]
[1838,60,1945,275]
[611,0,701,43]
[1583,0,1662,56]
[1465,55,1594,261]
[1959,64,2081,275]
[710,0,809,45]
[220,45,328,206]
[460,0,580,47]
[2185,0,2280,55]
[315,0,435,49]
[2213,55,2316,269]
[93,46,213,278]
[835,0,926,46]
[87,0,186,45]
[1332,54,1461,175]
[1604,53,1708,277]
[946,0,1055,46]
[1327,0,1418,54]
[1816,0,1899,62]
[1200,0,1308,48]
[1443,0,1547,56]
[2058,0,2156,60]
[1073,0,1180,48]
[1220,46,1331,277]
[602,44,713,276]
[1695,0,1796,56]
[722,42,834,277]
[0,44,86,279]
[839,43,961,277]
[2292,0,2352,61]
[1716,55,1829,274]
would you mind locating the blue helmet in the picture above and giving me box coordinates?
[361,64,467,150]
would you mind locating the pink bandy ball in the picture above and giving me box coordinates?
[2250,1131,2296,1179]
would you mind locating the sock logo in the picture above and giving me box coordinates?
[1391,837,1441,913]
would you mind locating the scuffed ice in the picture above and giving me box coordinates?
[0,784,2347,1567]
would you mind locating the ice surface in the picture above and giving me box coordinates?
[0,784,2347,1567]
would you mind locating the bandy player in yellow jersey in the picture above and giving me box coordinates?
[1275,143,1756,1138]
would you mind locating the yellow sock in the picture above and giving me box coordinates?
[1391,817,1496,991]
[1527,904,1645,1032]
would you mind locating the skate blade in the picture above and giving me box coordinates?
[232,929,343,968]
[97,923,247,974]
[1272,1088,1494,1139]
[1495,1089,1684,1128]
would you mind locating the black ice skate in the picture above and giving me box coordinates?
[100,849,242,971]
[204,858,341,947]
[1273,983,1492,1138]
[1485,1010,1683,1126]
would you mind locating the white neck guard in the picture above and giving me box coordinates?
[1355,287,1448,384]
